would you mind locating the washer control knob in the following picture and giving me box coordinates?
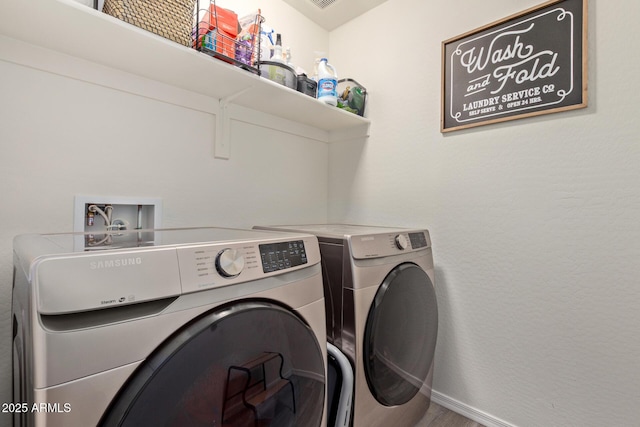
[215,248,245,278]
[395,234,409,250]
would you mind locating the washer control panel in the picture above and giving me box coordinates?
[259,240,307,273]
[177,237,317,294]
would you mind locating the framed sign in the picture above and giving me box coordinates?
[441,0,587,132]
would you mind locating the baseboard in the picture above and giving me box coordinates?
[431,390,517,427]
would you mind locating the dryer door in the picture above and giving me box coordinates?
[100,301,325,427]
[363,262,438,406]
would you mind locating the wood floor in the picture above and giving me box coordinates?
[414,402,486,427]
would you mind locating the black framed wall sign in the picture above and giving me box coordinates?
[441,0,587,133]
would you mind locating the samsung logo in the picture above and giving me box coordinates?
[90,257,143,270]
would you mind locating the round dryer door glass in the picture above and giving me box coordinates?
[364,262,438,406]
[100,301,325,427]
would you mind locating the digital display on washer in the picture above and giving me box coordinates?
[409,232,428,249]
[259,240,307,273]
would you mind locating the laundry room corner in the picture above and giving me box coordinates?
[329,0,640,426]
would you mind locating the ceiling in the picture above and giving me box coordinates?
[282,0,388,31]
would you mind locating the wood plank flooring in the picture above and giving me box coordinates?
[414,402,486,427]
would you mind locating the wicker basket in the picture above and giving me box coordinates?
[103,0,196,47]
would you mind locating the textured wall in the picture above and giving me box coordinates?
[329,1,640,426]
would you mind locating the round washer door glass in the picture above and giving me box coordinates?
[101,301,325,427]
[364,262,438,406]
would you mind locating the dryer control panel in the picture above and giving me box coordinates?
[349,230,431,259]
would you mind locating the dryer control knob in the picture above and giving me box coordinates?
[216,248,245,278]
[395,234,409,250]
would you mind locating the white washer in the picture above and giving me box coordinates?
[12,227,327,427]
[255,224,438,427]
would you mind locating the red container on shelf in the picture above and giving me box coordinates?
[196,4,238,60]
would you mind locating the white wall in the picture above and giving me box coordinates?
[0,7,329,423]
[329,0,640,426]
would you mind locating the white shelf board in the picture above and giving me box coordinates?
[0,0,369,137]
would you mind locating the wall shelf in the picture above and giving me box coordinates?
[0,0,370,147]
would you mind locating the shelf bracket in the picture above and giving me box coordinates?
[215,87,252,159]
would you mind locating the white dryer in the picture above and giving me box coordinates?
[255,224,438,427]
[12,227,327,427]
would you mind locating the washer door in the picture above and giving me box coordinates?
[363,263,438,406]
[100,301,325,427]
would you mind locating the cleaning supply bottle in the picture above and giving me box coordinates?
[317,58,338,106]
[259,25,274,61]
[268,33,286,86]
[270,33,283,62]
[285,47,292,67]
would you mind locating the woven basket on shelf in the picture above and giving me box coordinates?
[103,0,196,47]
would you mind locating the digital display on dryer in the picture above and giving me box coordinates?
[259,240,307,273]
[409,232,428,249]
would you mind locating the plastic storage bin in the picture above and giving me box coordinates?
[258,61,297,90]
[297,74,317,98]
